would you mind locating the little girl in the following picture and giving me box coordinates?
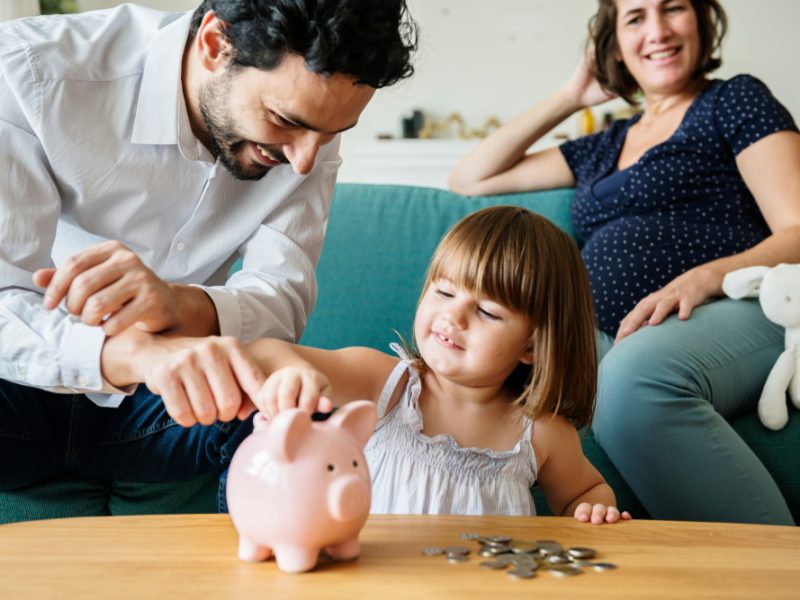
[247,206,630,524]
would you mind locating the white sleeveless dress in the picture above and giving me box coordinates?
[364,345,539,516]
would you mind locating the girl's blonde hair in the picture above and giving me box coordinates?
[415,206,597,429]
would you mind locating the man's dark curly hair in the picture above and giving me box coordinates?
[189,0,416,88]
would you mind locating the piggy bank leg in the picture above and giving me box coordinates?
[238,537,272,563]
[273,546,320,573]
[325,538,361,561]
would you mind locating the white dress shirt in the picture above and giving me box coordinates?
[0,5,341,407]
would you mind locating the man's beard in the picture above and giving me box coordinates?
[198,77,286,181]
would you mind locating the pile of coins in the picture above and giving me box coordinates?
[421,533,617,580]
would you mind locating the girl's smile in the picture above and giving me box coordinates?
[414,278,532,389]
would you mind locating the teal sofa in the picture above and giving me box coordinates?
[2,183,798,524]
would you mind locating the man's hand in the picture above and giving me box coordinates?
[256,365,333,418]
[34,240,217,336]
[103,331,266,427]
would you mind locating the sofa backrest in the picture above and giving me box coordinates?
[300,183,575,352]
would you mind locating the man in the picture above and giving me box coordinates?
[0,1,415,490]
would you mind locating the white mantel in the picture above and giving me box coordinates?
[340,138,561,189]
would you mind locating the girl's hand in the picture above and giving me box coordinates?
[615,266,722,342]
[574,502,632,524]
[256,365,333,417]
[561,51,617,109]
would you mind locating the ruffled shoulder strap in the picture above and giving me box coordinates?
[374,343,415,418]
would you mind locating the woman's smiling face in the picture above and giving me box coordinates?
[614,0,702,99]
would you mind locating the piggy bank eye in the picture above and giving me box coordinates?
[327,464,335,472]
[787,296,792,303]
[352,460,359,468]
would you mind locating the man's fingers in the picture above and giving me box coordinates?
[199,346,242,423]
[66,263,129,317]
[228,343,267,399]
[182,370,217,426]
[43,244,116,309]
[156,379,197,428]
[237,396,257,421]
[33,268,55,289]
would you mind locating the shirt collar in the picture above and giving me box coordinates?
[131,11,194,147]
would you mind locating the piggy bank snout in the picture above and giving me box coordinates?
[328,475,370,522]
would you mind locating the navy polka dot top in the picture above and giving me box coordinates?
[560,75,798,336]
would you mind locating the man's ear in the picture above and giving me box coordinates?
[195,11,231,73]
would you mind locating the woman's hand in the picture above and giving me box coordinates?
[574,502,632,524]
[256,365,333,418]
[561,51,617,109]
[615,266,722,342]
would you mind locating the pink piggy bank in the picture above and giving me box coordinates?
[227,401,377,573]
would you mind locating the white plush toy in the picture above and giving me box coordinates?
[722,264,800,431]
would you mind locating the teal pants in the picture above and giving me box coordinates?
[592,298,795,525]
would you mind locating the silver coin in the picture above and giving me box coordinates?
[546,554,571,565]
[592,562,618,571]
[447,554,469,564]
[487,535,513,544]
[488,544,512,555]
[510,558,539,571]
[507,568,537,580]
[479,560,509,570]
[567,546,597,559]
[459,532,482,541]
[479,538,510,549]
[478,548,496,558]
[571,560,595,568]
[510,540,538,554]
[536,541,564,556]
[549,564,583,577]
[443,545,471,556]
[421,546,444,556]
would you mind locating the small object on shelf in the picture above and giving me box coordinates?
[578,107,595,136]
[417,112,501,140]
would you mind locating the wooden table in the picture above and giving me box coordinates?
[0,514,798,599]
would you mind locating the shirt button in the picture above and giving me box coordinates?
[18,366,27,377]
[77,374,89,387]
[176,242,186,251]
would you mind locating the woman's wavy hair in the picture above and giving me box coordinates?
[589,0,727,104]
[189,0,417,88]
[413,206,598,430]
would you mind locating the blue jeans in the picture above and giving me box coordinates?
[593,298,794,525]
[0,381,252,493]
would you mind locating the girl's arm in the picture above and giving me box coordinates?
[447,56,615,197]
[616,130,800,341]
[246,339,398,416]
[533,414,631,524]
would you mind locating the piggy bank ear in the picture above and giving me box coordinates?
[267,409,312,463]
[328,401,377,448]
[722,266,769,299]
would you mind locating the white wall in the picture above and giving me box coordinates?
[76,1,800,181]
